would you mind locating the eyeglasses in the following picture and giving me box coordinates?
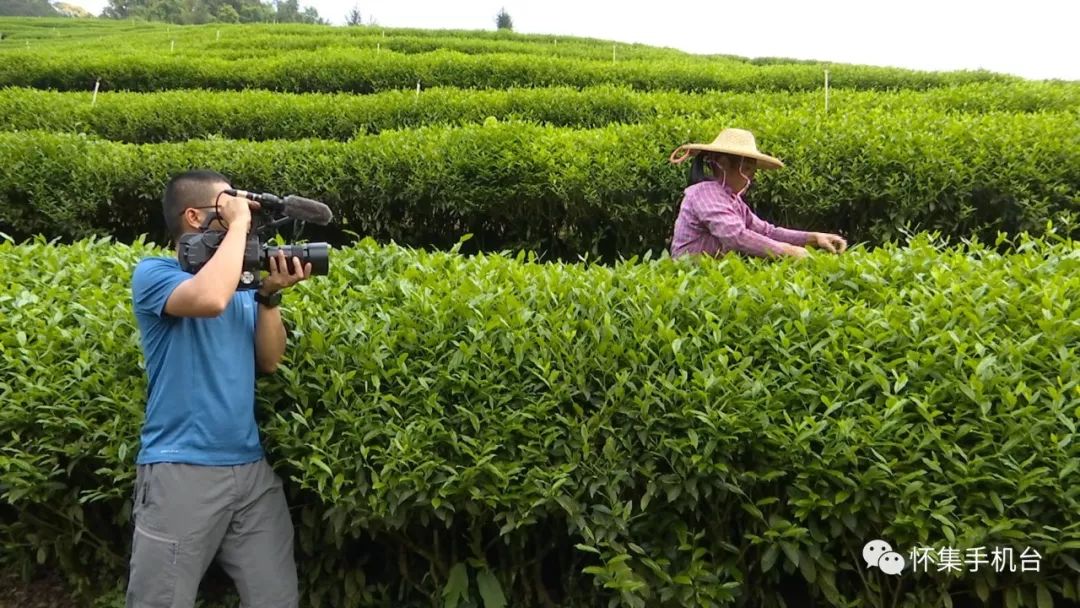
[177,205,219,216]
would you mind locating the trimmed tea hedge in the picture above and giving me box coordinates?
[2,82,1077,143]
[0,18,721,60]
[0,19,1028,77]
[1,111,1077,258]
[1,235,1078,607]
[1,27,711,65]
[0,46,1016,94]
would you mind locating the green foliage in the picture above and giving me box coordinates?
[1,235,1078,607]
[0,18,966,68]
[0,15,1077,607]
[0,0,58,17]
[495,7,512,31]
[0,16,698,65]
[0,44,1017,94]
[1,111,1077,259]
[344,3,361,27]
[2,82,1077,143]
[0,17,704,63]
[99,0,322,25]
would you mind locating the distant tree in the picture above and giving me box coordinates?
[299,5,324,24]
[238,1,273,23]
[274,0,298,22]
[215,3,239,22]
[146,0,183,22]
[188,0,214,24]
[101,0,131,18]
[495,6,512,31]
[101,0,322,24]
[0,0,57,15]
[345,3,361,26]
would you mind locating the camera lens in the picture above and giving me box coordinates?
[264,243,330,276]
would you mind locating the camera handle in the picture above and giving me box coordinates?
[254,216,304,241]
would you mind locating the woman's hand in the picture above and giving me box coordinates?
[782,244,810,259]
[810,232,848,253]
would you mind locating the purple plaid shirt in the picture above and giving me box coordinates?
[669,180,814,258]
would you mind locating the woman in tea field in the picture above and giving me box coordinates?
[668,127,847,259]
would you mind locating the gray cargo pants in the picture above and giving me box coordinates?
[125,458,299,608]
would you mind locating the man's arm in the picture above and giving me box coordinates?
[255,297,286,373]
[164,200,254,317]
[254,252,312,374]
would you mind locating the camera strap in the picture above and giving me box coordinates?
[197,212,220,231]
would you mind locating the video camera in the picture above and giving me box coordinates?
[178,188,332,290]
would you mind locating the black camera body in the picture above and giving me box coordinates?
[178,189,332,290]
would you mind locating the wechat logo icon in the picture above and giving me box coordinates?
[863,539,905,576]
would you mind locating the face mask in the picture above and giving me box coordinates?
[711,158,752,197]
[737,160,752,197]
[713,160,727,190]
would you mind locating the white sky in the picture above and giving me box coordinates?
[72,0,1080,81]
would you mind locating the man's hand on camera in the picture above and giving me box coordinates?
[260,250,312,295]
[220,193,258,229]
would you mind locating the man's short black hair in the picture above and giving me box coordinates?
[163,169,231,241]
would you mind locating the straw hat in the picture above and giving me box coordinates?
[669,128,784,170]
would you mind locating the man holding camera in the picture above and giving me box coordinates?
[127,170,311,608]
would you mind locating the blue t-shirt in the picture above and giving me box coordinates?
[130,256,264,466]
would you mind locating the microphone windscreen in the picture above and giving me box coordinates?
[282,195,333,225]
